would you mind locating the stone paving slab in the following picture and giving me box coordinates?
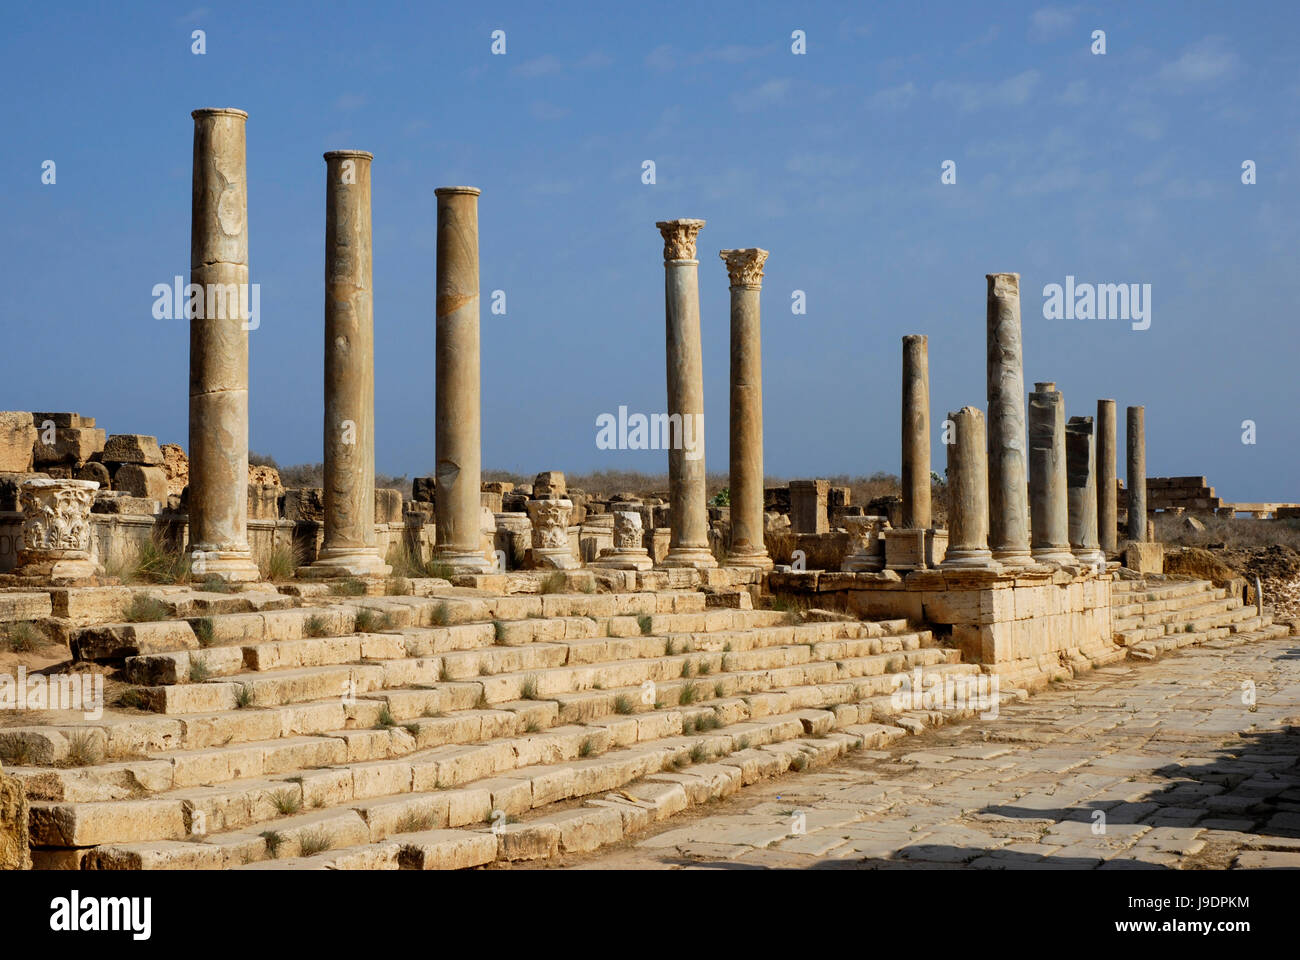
[539,636,1300,870]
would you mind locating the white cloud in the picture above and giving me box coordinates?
[645,45,675,71]
[932,69,1039,111]
[530,101,570,121]
[867,81,917,110]
[1029,6,1078,42]
[1157,36,1238,91]
[1059,79,1089,105]
[732,78,791,112]
[515,55,564,78]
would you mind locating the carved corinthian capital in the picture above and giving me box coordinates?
[656,218,706,262]
[719,248,769,288]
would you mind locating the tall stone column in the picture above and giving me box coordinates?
[1126,405,1147,542]
[1066,415,1105,570]
[187,108,260,582]
[720,247,771,569]
[1096,399,1118,555]
[941,407,996,569]
[986,273,1032,567]
[657,219,716,569]
[1028,382,1074,564]
[434,187,491,572]
[306,150,390,577]
[901,335,932,531]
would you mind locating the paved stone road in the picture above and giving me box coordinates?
[550,636,1300,870]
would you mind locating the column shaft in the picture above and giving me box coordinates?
[434,187,491,572]
[942,407,995,568]
[1028,382,1073,563]
[1126,405,1147,542]
[721,248,771,569]
[187,107,259,582]
[658,219,716,569]
[1096,399,1118,554]
[986,273,1032,565]
[308,150,389,576]
[901,335,931,530]
[1066,415,1105,570]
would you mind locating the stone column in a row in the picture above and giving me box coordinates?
[187,108,260,582]
[306,150,391,577]
[657,219,716,569]
[1066,415,1106,571]
[1096,399,1118,555]
[900,335,932,531]
[1028,382,1074,565]
[985,273,1033,567]
[941,407,997,569]
[720,247,772,569]
[433,187,492,572]
[1126,405,1147,542]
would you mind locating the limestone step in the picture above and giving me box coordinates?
[0,591,54,623]
[14,647,959,806]
[71,689,943,866]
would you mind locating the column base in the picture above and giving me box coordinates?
[433,548,494,574]
[661,546,718,570]
[1071,548,1107,572]
[941,548,1001,571]
[1031,547,1077,565]
[188,549,261,583]
[991,546,1035,568]
[527,548,581,571]
[590,548,655,571]
[299,547,392,578]
[723,549,773,571]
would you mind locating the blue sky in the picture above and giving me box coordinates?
[5,2,1297,500]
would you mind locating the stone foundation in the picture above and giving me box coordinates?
[766,566,1121,691]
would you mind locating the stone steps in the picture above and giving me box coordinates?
[7,578,972,868]
[1114,575,1284,660]
[78,671,998,870]
[15,645,958,806]
[1128,622,1288,660]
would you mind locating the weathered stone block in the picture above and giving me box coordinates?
[33,426,105,467]
[0,413,35,473]
[1123,540,1164,575]
[101,435,164,465]
[112,464,169,501]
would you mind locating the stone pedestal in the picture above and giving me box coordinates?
[16,479,101,579]
[590,510,654,571]
[1028,382,1074,565]
[1096,399,1118,555]
[305,150,390,578]
[434,187,492,572]
[885,528,948,571]
[842,515,889,571]
[1066,416,1106,571]
[789,479,829,534]
[986,273,1032,567]
[657,219,716,569]
[525,499,580,570]
[721,248,772,570]
[1126,405,1147,543]
[942,407,998,570]
[187,108,260,583]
